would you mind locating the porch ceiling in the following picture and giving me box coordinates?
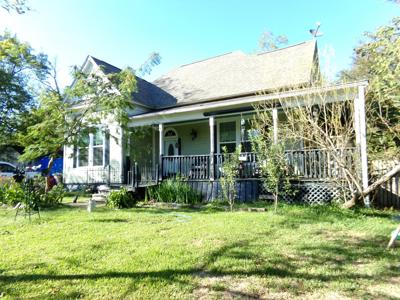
[128,80,368,127]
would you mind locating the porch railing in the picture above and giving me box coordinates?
[285,148,357,179]
[162,155,210,180]
[158,148,357,181]
[63,166,122,185]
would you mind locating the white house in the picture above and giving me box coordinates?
[63,40,368,203]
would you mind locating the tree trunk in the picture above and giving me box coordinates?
[343,163,400,208]
[45,156,55,193]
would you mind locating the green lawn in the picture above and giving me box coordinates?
[0,202,399,299]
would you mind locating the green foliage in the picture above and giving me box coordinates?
[147,178,201,204]
[18,60,136,167]
[41,183,65,206]
[0,31,48,146]
[0,177,64,207]
[250,114,294,212]
[0,180,25,206]
[219,146,241,211]
[0,204,398,299]
[106,187,136,209]
[1,0,30,14]
[341,17,400,158]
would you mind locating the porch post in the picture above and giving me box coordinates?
[354,85,369,207]
[158,123,164,181]
[209,116,215,180]
[272,108,278,143]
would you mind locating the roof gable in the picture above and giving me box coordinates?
[88,56,176,109]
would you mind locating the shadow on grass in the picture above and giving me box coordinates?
[1,234,399,299]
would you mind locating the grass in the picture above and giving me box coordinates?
[0,202,399,299]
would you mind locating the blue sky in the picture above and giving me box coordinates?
[1,0,399,87]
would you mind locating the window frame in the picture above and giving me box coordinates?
[216,116,252,154]
[74,128,105,168]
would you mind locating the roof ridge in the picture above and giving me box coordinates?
[89,55,122,71]
[180,51,244,68]
[256,40,316,56]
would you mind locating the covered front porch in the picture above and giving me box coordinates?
[126,81,368,202]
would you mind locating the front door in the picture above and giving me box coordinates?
[163,128,179,176]
[164,139,178,156]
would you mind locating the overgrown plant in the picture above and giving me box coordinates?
[219,146,241,211]
[106,187,136,209]
[147,177,201,204]
[255,87,364,207]
[250,115,293,212]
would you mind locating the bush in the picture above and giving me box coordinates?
[0,180,25,206]
[41,184,65,206]
[107,188,136,209]
[147,178,201,204]
[0,177,65,207]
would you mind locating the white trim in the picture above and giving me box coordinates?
[357,85,369,207]
[129,81,368,126]
[163,127,178,139]
[272,108,278,143]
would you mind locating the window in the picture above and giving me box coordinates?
[0,163,16,173]
[219,121,237,153]
[77,135,89,167]
[74,128,105,167]
[218,117,256,153]
[93,129,104,166]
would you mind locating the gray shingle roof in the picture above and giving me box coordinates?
[90,56,177,108]
[153,40,318,106]
[88,40,318,110]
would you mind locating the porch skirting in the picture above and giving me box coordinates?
[188,179,349,204]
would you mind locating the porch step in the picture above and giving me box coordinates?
[92,193,107,202]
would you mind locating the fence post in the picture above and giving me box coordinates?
[155,163,159,183]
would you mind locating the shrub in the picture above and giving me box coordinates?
[107,188,136,209]
[147,178,201,204]
[0,177,65,207]
[219,146,241,211]
[41,184,65,206]
[1,181,25,206]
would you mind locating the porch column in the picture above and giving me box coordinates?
[354,85,369,207]
[209,116,215,180]
[272,108,278,143]
[158,123,164,181]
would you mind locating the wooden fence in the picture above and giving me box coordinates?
[374,171,400,209]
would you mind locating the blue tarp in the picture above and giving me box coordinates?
[32,157,63,175]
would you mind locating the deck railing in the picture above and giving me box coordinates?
[214,152,258,179]
[158,148,357,181]
[285,148,357,179]
[162,155,210,180]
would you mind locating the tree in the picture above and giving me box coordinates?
[341,17,400,159]
[0,31,48,146]
[19,63,136,191]
[1,0,30,14]
[257,31,288,52]
[251,110,293,212]
[220,146,241,211]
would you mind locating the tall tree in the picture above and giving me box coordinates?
[19,63,136,191]
[257,31,288,52]
[341,17,400,159]
[0,31,48,146]
[1,0,30,14]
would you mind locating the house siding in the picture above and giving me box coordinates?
[174,122,210,155]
